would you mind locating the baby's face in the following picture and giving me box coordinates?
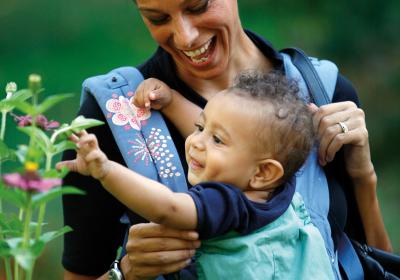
[185,93,265,189]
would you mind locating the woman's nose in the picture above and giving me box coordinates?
[173,15,199,49]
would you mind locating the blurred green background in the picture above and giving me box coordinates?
[1,0,399,278]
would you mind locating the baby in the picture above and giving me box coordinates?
[58,71,334,279]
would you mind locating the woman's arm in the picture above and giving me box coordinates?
[352,170,392,251]
[310,76,392,251]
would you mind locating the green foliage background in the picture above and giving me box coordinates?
[1,0,399,278]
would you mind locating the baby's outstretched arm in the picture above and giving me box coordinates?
[57,132,197,230]
[133,78,202,138]
[56,130,111,180]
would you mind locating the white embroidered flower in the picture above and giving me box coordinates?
[106,96,150,130]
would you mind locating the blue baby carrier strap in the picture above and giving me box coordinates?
[80,67,187,193]
[282,47,364,280]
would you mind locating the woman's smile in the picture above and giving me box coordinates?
[180,37,216,66]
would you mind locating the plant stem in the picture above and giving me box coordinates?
[0,110,7,141]
[45,153,52,172]
[23,195,32,249]
[3,258,12,280]
[35,203,46,240]
[0,111,6,214]
[14,259,20,280]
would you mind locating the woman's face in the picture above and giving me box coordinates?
[136,0,242,81]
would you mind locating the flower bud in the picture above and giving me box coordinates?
[5,82,17,99]
[28,74,42,93]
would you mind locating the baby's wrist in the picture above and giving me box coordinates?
[97,160,114,183]
[159,89,176,113]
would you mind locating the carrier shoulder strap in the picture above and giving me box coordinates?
[80,66,188,193]
[281,47,364,280]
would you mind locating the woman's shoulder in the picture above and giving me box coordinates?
[333,74,360,106]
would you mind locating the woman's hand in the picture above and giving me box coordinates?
[122,223,200,280]
[309,101,374,180]
[310,101,393,251]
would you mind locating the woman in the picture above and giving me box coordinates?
[62,0,392,279]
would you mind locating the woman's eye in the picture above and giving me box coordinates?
[187,0,209,14]
[213,135,223,144]
[147,16,170,25]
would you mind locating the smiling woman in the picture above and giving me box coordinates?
[60,0,393,280]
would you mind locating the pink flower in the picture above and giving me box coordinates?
[12,113,60,130]
[105,96,151,130]
[2,172,61,192]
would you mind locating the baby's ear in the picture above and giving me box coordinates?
[249,159,284,190]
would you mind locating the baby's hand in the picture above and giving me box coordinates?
[132,78,173,110]
[56,130,111,180]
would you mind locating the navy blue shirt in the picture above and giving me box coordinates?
[189,180,295,240]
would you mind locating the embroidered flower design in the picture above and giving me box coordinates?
[105,95,150,130]
[127,128,181,178]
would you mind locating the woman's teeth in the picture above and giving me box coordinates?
[182,39,212,62]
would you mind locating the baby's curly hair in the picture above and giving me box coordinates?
[229,70,314,184]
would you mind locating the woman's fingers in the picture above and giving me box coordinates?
[128,248,196,266]
[312,101,355,132]
[312,101,368,166]
[127,259,191,278]
[128,236,200,253]
[128,222,199,241]
[125,223,199,277]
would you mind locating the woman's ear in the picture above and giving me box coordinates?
[249,159,284,190]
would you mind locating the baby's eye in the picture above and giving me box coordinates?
[194,123,204,132]
[213,135,223,144]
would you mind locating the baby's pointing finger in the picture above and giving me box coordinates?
[78,134,99,149]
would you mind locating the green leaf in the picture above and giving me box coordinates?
[0,240,11,257]
[51,116,104,142]
[14,247,36,270]
[36,93,74,114]
[42,167,69,179]
[39,226,72,243]
[0,183,28,208]
[70,115,104,131]
[5,99,35,115]
[32,186,85,208]
[50,140,76,155]
[18,126,51,151]
[0,139,16,163]
[0,213,24,237]
[30,240,46,257]
[0,89,32,112]
[15,144,29,163]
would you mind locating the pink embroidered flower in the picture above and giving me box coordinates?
[12,113,60,130]
[105,96,151,130]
